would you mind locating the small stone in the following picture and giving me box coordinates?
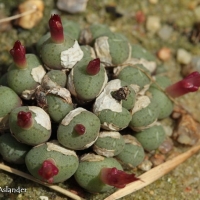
[39,196,49,200]
[57,0,88,14]
[177,48,192,65]
[146,16,161,34]
[149,0,159,4]
[17,0,44,29]
[138,159,153,171]
[157,47,171,61]
[158,25,173,41]
[194,6,200,21]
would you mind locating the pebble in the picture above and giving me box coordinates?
[157,47,171,61]
[158,25,173,41]
[148,0,159,4]
[194,6,200,21]
[146,15,161,34]
[57,0,88,14]
[176,48,192,65]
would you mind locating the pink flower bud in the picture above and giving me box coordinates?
[10,41,27,68]
[49,14,64,43]
[100,167,139,188]
[86,58,101,75]
[38,159,59,183]
[165,71,200,98]
[74,124,86,135]
[17,111,33,129]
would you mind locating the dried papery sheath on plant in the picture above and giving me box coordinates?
[0,133,31,164]
[93,131,125,157]
[25,140,79,183]
[94,32,131,67]
[40,14,83,70]
[41,70,67,89]
[7,41,46,100]
[57,107,100,150]
[93,79,132,131]
[9,106,51,146]
[67,58,108,103]
[114,64,152,95]
[74,153,139,193]
[116,135,145,168]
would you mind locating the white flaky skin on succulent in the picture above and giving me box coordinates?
[93,131,122,157]
[67,68,76,97]
[21,89,36,100]
[130,96,158,131]
[130,84,150,96]
[130,95,151,115]
[124,58,156,74]
[21,65,46,100]
[95,36,131,67]
[28,106,51,130]
[80,153,105,162]
[98,131,121,139]
[101,122,121,131]
[61,107,86,126]
[41,74,59,90]
[82,135,99,150]
[94,36,112,66]
[49,87,72,104]
[61,40,84,69]
[31,65,46,83]
[93,79,123,114]
[122,134,142,146]
[46,140,77,157]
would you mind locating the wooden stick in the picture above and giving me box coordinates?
[105,142,200,200]
[0,8,36,24]
[0,163,85,200]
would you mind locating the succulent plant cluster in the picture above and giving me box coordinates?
[0,14,200,193]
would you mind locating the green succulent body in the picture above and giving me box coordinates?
[117,64,151,90]
[116,135,145,168]
[57,108,100,150]
[62,18,81,40]
[7,54,45,96]
[0,86,21,118]
[74,154,123,193]
[134,125,166,151]
[95,33,130,66]
[45,70,67,88]
[68,59,108,101]
[25,141,79,183]
[40,36,76,70]
[9,106,51,146]
[0,133,31,164]
[97,108,132,131]
[129,99,159,130]
[46,94,74,123]
[148,87,173,119]
[131,44,156,61]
